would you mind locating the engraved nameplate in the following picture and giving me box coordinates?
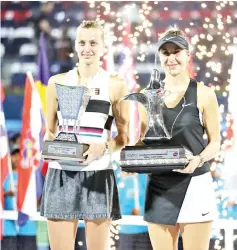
[48,145,77,156]
[124,149,180,160]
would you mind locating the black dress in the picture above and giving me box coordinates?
[144,79,211,225]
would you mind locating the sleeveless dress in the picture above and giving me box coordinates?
[144,79,218,225]
[40,68,121,220]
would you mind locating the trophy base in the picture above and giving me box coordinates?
[120,165,185,173]
[119,145,191,173]
[41,140,89,162]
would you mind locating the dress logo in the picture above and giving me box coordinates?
[202,212,210,216]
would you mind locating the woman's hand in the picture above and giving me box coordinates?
[172,155,202,174]
[83,142,106,164]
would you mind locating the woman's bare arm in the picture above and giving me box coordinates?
[109,76,130,152]
[198,84,221,162]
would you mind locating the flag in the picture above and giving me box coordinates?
[17,72,43,225]
[35,32,50,115]
[35,32,50,199]
[0,83,14,239]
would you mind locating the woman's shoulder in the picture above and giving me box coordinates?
[108,73,127,91]
[108,73,124,84]
[107,74,129,103]
[197,82,216,97]
[197,81,217,108]
[48,72,68,86]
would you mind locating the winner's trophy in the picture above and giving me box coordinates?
[41,84,90,163]
[119,69,193,173]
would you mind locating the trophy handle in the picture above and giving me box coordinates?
[117,93,148,115]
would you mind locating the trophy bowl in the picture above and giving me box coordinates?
[41,84,91,164]
[119,69,192,173]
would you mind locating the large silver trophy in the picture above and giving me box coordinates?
[119,69,193,173]
[41,84,90,163]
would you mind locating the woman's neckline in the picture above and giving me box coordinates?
[76,67,102,87]
[163,79,191,109]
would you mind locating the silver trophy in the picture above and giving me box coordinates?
[119,69,193,173]
[41,84,90,163]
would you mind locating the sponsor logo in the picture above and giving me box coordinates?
[182,103,193,108]
[202,212,210,216]
[165,37,175,40]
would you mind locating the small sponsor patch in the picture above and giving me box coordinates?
[94,88,100,95]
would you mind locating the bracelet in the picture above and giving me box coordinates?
[196,154,205,168]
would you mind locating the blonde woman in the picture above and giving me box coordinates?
[40,21,130,250]
[139,27,221,250]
